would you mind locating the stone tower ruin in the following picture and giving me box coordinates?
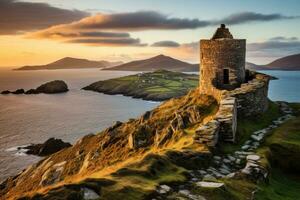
[199,24,246,95]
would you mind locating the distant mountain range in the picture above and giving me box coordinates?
[15,53,300,71]
[103,54,199,72]
[105,53,300,72]
[246,53,300,71]
[16,57,123,70]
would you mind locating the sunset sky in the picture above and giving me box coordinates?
[1,0,300,66]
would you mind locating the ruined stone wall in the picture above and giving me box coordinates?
[196,72,270,146]
[226,73,270,117]
[200,39,246,92]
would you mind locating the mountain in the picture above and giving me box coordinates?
[245,62,266,70]
[264,53,300,70]
[15,57,123,70]
[103,54,199,72]
[246,53,300,71]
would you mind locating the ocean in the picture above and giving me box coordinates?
[0,68,299,182]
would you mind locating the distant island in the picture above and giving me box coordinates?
[104,53,300,72]
[14,53,300,72]
[15,57,123,70]
[1,80,69,95]
[103,54,199,72]
[246,53,300,71]
[83,70,198,101]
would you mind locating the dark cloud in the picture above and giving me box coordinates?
[30,11,298,37]
[66,38,147,46]
[245,37,300,62]
[247,37,300,51]
[72,11,298,31]
[269,36,298,41]
[74,11,210,30]
[218,12,298,25]
[0,0,89,34]
[46,31,130,38]
[26,10,298,47]
[151,41,180,47]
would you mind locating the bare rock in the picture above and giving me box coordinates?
[36,80,68,94]
[12,89,25,94]
[21,138,72,156]
[25,89,39,94]
[1,90,10,94]
[196,181,224,188]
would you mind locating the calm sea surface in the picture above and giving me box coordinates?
[0,68,159,181]
[0,68,299,181]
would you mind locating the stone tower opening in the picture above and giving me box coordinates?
[199,24,246,94]
[223,69,230,84]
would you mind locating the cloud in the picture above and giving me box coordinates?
[29,11,298,35]
[268,36,298,41]
[33,31,130,39]
[70,11,210,30]
[218,12,298,25]
[151,41,180,47]
[0,0,89,35]
[166,42,199,62]
[247,37,300,51]
[66,38,147,47]
[26,10,298,47]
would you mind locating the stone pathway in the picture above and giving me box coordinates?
[152,102,294,200]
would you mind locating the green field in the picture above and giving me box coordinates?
[83,70,199,101]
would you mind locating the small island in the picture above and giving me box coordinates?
[83,70,199,101]
[1,80,69,95]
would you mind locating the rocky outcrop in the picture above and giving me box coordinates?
[20,138,72,156]
[1,80,69,95]
[1,90,10,94]
[25,89,39,94]
[35,80,68,94]
[12,89,25,94]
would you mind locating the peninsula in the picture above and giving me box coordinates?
[83,70,198,101]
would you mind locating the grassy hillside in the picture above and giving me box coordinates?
[0,90,218,200]
[83,70,199,101]
[254,104,300,199]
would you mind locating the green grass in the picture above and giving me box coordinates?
[220,101,282,154]
[255,169,300,200]
[254,104,300,199]
[83,70,199,101]
[190,177,255,200]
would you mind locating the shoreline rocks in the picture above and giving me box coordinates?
[1,80,68,95]
[19,138,72,156]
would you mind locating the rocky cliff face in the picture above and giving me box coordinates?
[0,89,218,200]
